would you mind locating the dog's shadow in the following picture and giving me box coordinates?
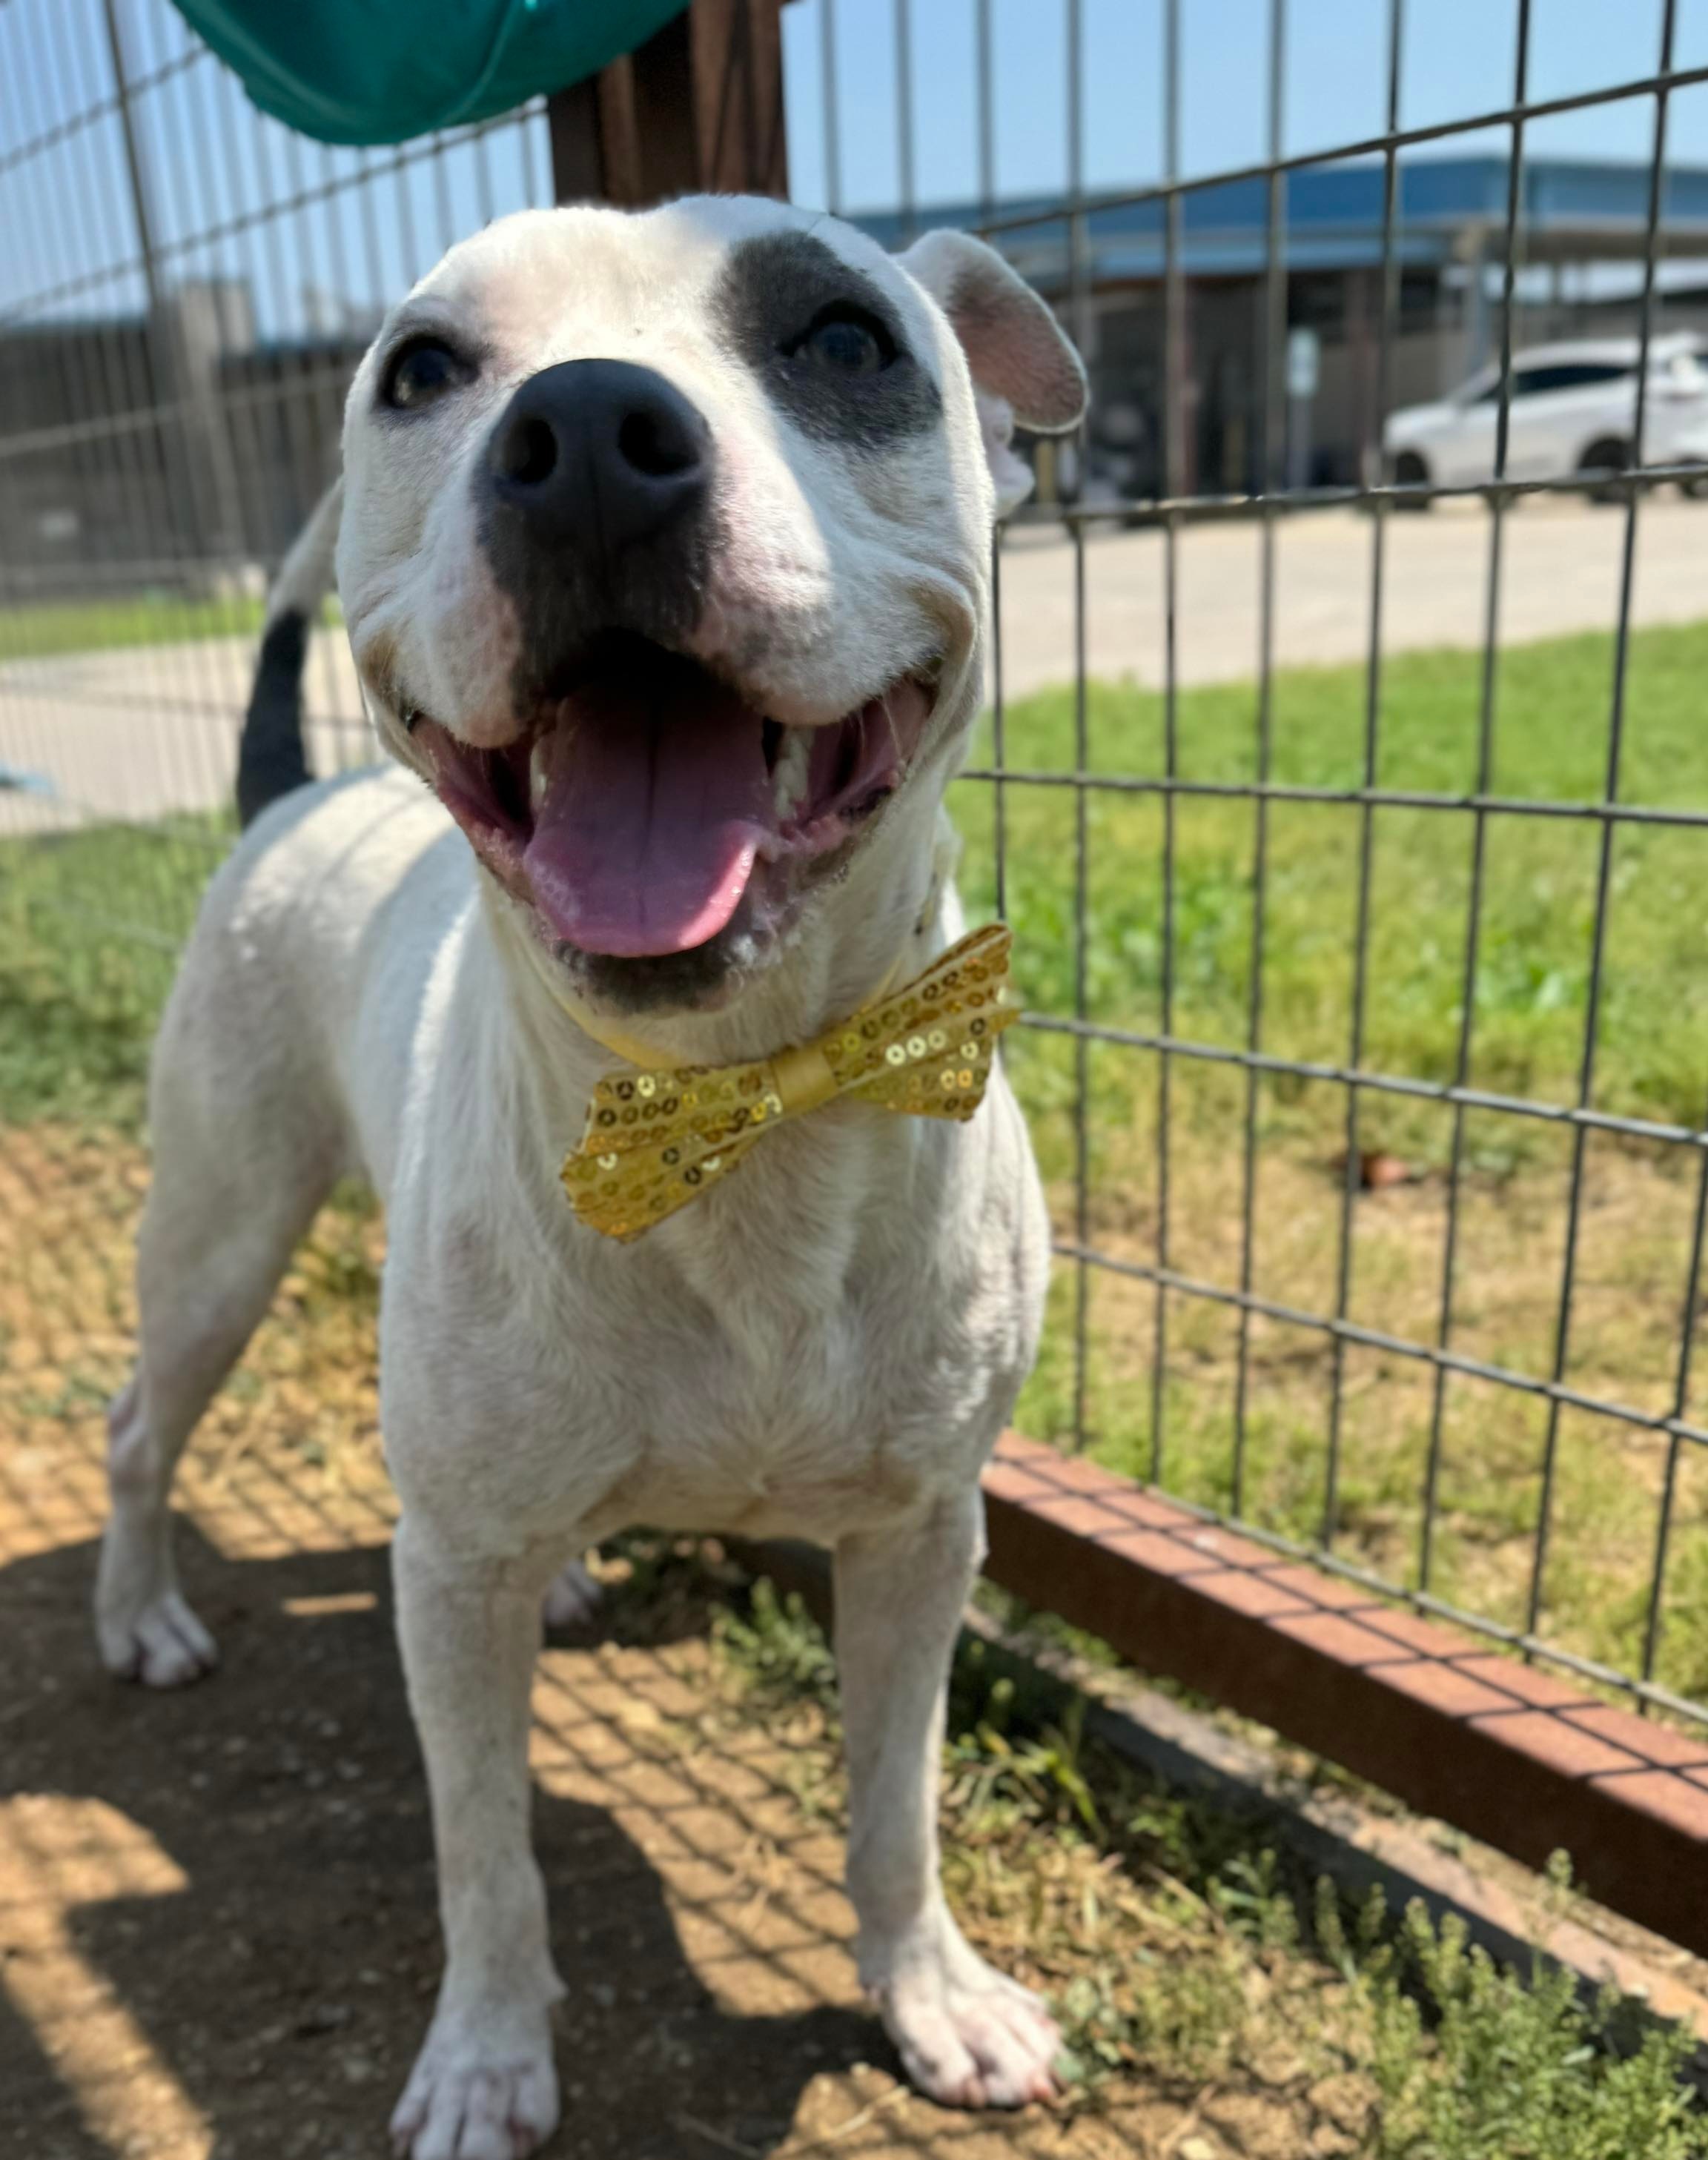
[0,1524,883,2160]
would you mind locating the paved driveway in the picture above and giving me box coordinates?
[3,494,1705,838]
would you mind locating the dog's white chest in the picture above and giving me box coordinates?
[572,1201,997,1539]
[383,1108,1030,1548]
[612,1303,939,1537]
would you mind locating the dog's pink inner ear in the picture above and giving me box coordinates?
[902,230,1088,435]
[941,275,1086,432]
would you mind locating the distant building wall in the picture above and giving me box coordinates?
[0,319,173,589]
[1079,268,1463,497]
[0,286,360,600]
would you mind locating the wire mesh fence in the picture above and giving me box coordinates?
[6,0,1708,1736]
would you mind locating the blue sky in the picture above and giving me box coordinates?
[782,0,1708,211]
[6,0,1708,334]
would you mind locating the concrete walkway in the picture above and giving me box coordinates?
[994,490,1708,696]
[3,494,1704,838]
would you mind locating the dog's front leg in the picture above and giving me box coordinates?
[835,1488,1062,2110]
[389,1514,564,2160]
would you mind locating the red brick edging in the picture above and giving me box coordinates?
[982,1433,1708,1957]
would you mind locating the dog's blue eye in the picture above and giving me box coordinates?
[801,313,888,375]
[383,338,468,411]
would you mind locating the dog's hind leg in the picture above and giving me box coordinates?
[835,1486,1063,2110]
[540,1553,602,1630]
[97,1066,337,1687]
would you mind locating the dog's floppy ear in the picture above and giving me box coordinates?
[899,228,1087,514]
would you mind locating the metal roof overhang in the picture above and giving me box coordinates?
[855,154,1708,285]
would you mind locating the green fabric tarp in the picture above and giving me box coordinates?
[171,0,686,146]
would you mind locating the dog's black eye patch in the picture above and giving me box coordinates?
[380,335,476,413]
[716,231,939,448]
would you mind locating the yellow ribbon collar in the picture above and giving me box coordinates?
[560,924,1017,1241]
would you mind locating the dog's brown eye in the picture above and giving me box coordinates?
[382,337,470,411]
[796,308,891,376]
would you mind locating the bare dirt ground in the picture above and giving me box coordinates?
[0,1128,1375,2160]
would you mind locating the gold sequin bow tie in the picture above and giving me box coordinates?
[560,924,1017,1241]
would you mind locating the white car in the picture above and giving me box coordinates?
[1383,334,1708,499]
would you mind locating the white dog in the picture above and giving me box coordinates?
[95,193,1085,2159]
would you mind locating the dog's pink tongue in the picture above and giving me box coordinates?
[523,679,773,957]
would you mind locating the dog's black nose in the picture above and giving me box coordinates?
[486,359,710,557]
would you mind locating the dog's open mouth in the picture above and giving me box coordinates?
[409,635,936,959]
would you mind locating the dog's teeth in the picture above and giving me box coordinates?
[530,738,550,813]
[772,727,812,818]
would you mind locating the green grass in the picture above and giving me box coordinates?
[10,624,1708,2144]
[0,815,227,1129]
[14,617,1705,1138]
[956,620,1708,1150]
[0,582,293,1116]
[6,617,1708,1689]
[0,591,268,663]
[950,620,1708,1699]
[709,1568,1708,2158]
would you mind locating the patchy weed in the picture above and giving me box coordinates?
[714,1574,1708,2155]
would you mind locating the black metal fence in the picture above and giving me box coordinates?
[7,0,1708,1732]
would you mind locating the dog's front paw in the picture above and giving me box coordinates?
[99,1589,219,1688]
[96,1531,218,1688]
[390,2002,559,2160]
[867,1918,1062,2110]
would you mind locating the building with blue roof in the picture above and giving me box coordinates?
[858,156,1708,496]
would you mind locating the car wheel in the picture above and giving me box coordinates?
[1578,437,1630,505]
[1678,468,1708,500]
[1391,449,1431,508]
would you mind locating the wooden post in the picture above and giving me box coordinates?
[547,1,787,210]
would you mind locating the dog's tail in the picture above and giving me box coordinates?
[236,479,342,829]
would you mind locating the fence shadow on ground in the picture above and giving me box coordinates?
[0,1511,903,2160]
